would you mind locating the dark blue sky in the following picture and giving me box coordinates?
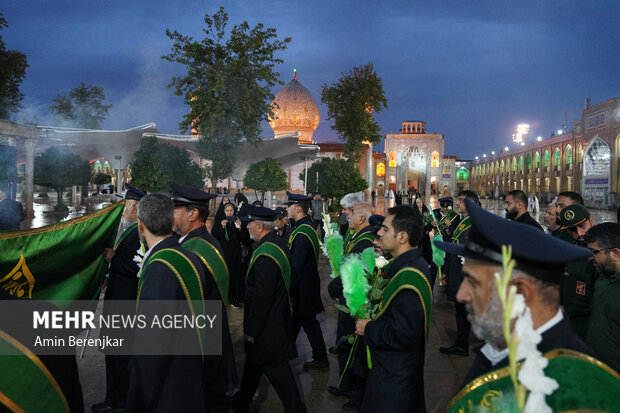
[3,1,619,159]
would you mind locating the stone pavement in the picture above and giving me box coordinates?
[78,254,478,412]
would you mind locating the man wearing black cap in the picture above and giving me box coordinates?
[504,190,543,231]
[274,206,292,240]
[354,205,431,413]
[169,182,237,410]
[435,199,594,396]
[232,205,305,413]
[92,183,146,413]
[127,193,223,412]
[439,190,478,358]
[558,203,599,341]
[285,191,329,371]
[553,191,584,243]
[327,202,376,409]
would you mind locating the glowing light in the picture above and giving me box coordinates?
[512,123,530,143]
[483,154,487,158]
[475,156,479,160]
[520,142,525,146]
[390,175,396,183]
[537,136,543,141]
[557,129,563,136]
[504,146,509,151]
[491,151,495,155]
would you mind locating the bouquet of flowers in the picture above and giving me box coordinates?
[319,211,345,279]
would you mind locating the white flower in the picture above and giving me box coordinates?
[133,243,146,277]
[515,308,558,413]
[511,291,526,319]
[375,256,389,269]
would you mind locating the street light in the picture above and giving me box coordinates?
[537,136,543,141]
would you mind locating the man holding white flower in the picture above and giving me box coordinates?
[435,199,620,412]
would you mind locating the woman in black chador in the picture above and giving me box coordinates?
[212,200,245,308]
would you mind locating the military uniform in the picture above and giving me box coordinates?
[558,204,599,340]
[232,206,304,413]
[285,192,328,367]
[361,248,432,413]
[587,271,620,373]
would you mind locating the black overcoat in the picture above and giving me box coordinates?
[289,215,324,318]
[244,231,297,364]
[361,248,430,413]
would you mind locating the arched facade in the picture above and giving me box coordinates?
[469,98,620,206]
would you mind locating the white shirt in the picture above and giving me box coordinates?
[142,238,166,263]
[481,309,564,366]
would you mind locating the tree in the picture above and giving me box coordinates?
[129,136,204,193]
[91,172,111,194]
[243,158,288,203]
[163,7,291,191]
[49,82,112,129]
[300,158,367,205]
[0,14,28,120]
[321,63,388,162]
[34,146,91,205]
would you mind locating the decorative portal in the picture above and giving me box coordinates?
[582,137,611,206]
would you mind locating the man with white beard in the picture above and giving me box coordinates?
[434,199,620,412]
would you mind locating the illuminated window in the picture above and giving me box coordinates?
[93,160,102,172]
[512,158,517,172]
[431,151,439,168]
[388,151,396,167]
[535,152,540,169]
[526,155,532,170]
[553,148,561,166]
[566,145,573,164]
[544,151,550,167]
[456,167,469,180]
[500,160,505,173]
[376,162,385,177]
[519,156,524,171]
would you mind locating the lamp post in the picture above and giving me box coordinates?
[114,155,122,196]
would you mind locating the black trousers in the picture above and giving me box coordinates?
[454,301,471,348]
[234,359,304,413]
[292,314,328,361]
[105,355,130,408]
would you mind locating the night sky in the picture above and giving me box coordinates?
[3,1,619,159]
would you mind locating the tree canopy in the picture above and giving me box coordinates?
[301,158,367,203]
[321,63,387,162]
[243,157,288,203]
[129,136,204,193]
[49,82,112,129]
[0,14,28,120]
[34,146,91,204]
[163,7,291,189]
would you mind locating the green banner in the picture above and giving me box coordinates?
[0,202,124,305]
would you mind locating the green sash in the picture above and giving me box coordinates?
[343,228,355,251]
[248,242,291,294]
[288,223,320,261]
[376,267,433,341]
[137,248,206,356]
[346,231,376,255]
[114,221,138,249]
[451,216,471,243]
[438,210,458,234]
[183,237,230,306]
[0,329,70,413]
[448,348,620,413]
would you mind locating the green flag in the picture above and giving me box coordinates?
[0,202,124,305]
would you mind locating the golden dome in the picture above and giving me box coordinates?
[269,74,320,144]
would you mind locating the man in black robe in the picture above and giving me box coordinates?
[435,199,594,389]
[92,183,146,413]
[285,191,328,371]
[126,193,226,412]
[169,183,237,410]
[231,205,305,413]
[327,202,375,411]
[0,186,23,232]
[355,206,431,413]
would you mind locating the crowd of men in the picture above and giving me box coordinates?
[2,181,619,412]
